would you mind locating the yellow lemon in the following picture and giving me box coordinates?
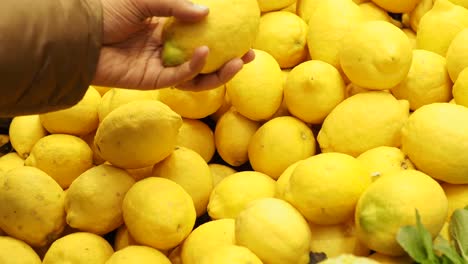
[446,28,468,82]
[92,85,111,96]
[0,236,42,264]
[105,245,171,264]
[80,130,106,165]
[318,92,410,157]
[9,115,47,159]
[371,0,421,12]
[40,86,101,136]
[368,252,413,264]
[284,153,371,224]
[162,0,260,73]
[126,166,154,182]
[0,167,65,247]
[158,85,225,119]
[452,68,468,107]
[177,118,215,162]
[65,164,136,235]
[248,116,316,179]
[42,232,114,264]
[320,254,379,264]
[296,0,320,24]
[258,0,295,12]
[355,170,448,256]
[181,219,236,264]
[0,152,24,173]
[416,0,468,56]
[24,134,94,189]
[98,88,158,122]
[402,28,417,49]
[391,49,452,110]
[214,108,261,167]
[199,244,263,264]
[449,0,468,7]
[114,225,138,251]
[226,49,283,121]
[357,146,414,181]
[408,0,434,32]
[235,197,312,264]
[208,163,237,187]
[207,171,276,219]
[122,177,196,250]
[281,1,297,13]
[307,0,363,72]
[275,160,302,199]
[95,100,182,169]
[359,2,403,27]
[340,21,413,90]
[401,103,468,184]
[168,246,183,264]
[308,221,370,258]
[345,83,376,98]
[209,90,231,122]
[152,147,213,217]
[253,11,308,68]
[441,183,468,221]
[284,60,346,124]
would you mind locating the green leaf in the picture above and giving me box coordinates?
[397,224,429,262]
[450,208,468,261]
[415,210,439,262]
[433,236,464,264]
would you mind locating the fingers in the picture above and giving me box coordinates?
[136,0,209,22]
[241,49,256,64]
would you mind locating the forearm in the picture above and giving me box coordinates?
[0,0,102,117]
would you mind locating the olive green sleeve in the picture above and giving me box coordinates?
[0,0,102,117]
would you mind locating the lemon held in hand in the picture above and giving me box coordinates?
[161,0,260,73]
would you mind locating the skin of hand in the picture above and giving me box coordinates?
[93,0,255,91]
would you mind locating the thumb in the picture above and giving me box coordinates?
[136,0,209,22]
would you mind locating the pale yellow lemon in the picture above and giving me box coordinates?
[24,134,94,188]
[307,0,364,72]
[208,163,237,187]
[235,198,311,264]
[248,116,315,179]
[284,60,346,124]
[152,147,213,217]
[95,100,182,169]
[452,68,468,107]
[441,183,468,221]
[284,152,371,224]
[408,0,434,32]
[253,11,308,68]
[391,49,452,110]
[98,88,158,122]
[370,0,421,12]
[158,85,225,119]
[0,153,24,173]
[65,164,136,235]
[9,115,47,159]
[258,0,295,12]
[226,49,283,121]
[162,0,260,73]
[105,245,171,264]
[401,102,468,184]
[308,221,370,258]
[359,2,403,27]
[0,236,42,264]
[126,166,154,182]
[340,21,413,90]
[199,245,263,264]
[355,170,448,256]
[416,0,468,56]
[40,86,101,136]
[0,167,65,247]
[114,225,138,251]
[181,219,236,264]
[296,0,320,24]
[42,232,114,264]
[320,254,379,264]
[446,28,468,82]
[122,177,196,250]
[275,159,302,199]
[318,92,410,157]
[207,171,276,219]
[176,118,215,162]
[357,146,414,181]
[402,28,417,49]
[214,108,260,167]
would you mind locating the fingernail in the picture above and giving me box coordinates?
[193,4,209,11]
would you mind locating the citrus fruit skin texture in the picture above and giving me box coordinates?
[453,68,468,107]
[446,28,468,82]
[9,115,47,159]
[162,0,260,73]
[401,103,468,184]
[0,230,42,264]
[198,244,263,264]
[105,245,171,264]
[355,170,448,256]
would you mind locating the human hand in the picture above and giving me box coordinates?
[93,0,255,90]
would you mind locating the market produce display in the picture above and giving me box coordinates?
[0,0,468,263]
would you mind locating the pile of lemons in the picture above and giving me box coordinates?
[1,0,468,263]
